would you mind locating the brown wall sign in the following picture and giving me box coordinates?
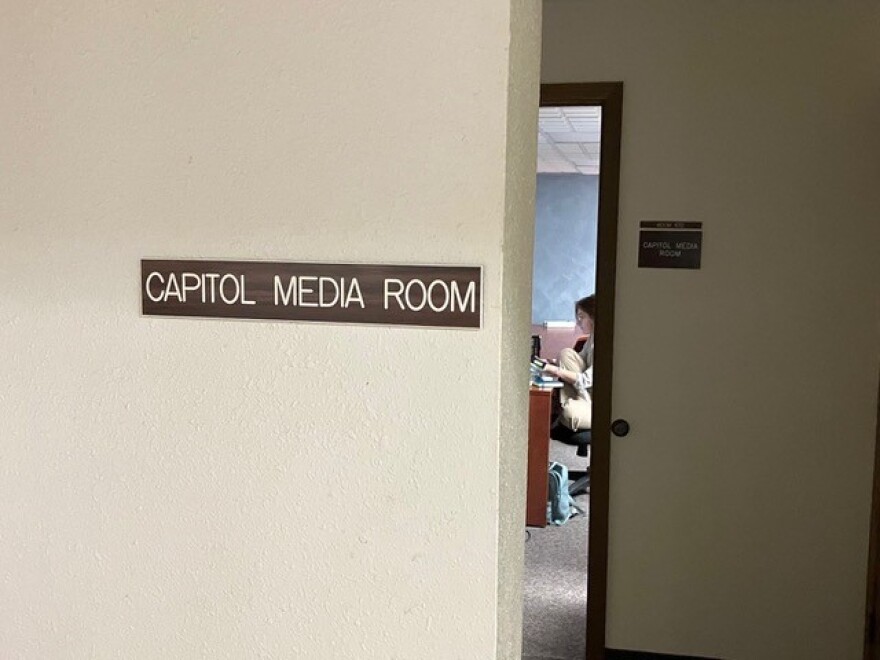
[141,260,482,328]
[638,221,703,269]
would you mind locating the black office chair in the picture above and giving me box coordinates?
[549,421,591,496]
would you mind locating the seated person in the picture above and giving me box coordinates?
[542,295,594,440]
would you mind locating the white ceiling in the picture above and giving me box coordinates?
[537,106,602,175]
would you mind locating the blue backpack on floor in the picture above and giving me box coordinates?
[547,461,584,525]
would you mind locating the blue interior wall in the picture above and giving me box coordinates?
[531,173,599,323]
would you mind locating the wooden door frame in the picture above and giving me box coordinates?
[540,82,623,660]
[864,368,880,659]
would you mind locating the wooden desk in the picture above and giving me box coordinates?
[526,387,554,527]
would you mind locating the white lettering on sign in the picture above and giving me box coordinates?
[298,276,318,307]
[182,273,200,301]
[274,275,295,306]
[273,276,366,309]
[384,278,476,313]
[405,279,428,311]
[451,280,476,313]
[204,273,220,303]
[142,261,481,327]
[144,271,254,305]
[347,279,364,308]
[428,280,450,312]
[384,279,405,309]
[165,273,183,301]
[319,277,339,307]
[145,272,164,302]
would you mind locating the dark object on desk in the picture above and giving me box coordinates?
[550,420,591,496]
[530,334,542,360]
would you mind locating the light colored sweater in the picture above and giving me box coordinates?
[575,335,593,400]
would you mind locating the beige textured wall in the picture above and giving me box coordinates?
[496,1,542,658]
[0,2,538,658]
[543,2,880,658]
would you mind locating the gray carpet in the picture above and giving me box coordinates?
[522,439,590,660]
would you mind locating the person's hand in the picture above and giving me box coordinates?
[542,363,559,378]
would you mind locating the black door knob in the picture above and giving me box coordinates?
[611,419,630,437]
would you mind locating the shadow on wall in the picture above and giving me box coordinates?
[531,173,599,324]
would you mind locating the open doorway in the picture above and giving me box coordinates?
[521,84,622,660]
[522,104,601,660]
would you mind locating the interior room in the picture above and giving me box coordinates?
[522,106,601,660]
